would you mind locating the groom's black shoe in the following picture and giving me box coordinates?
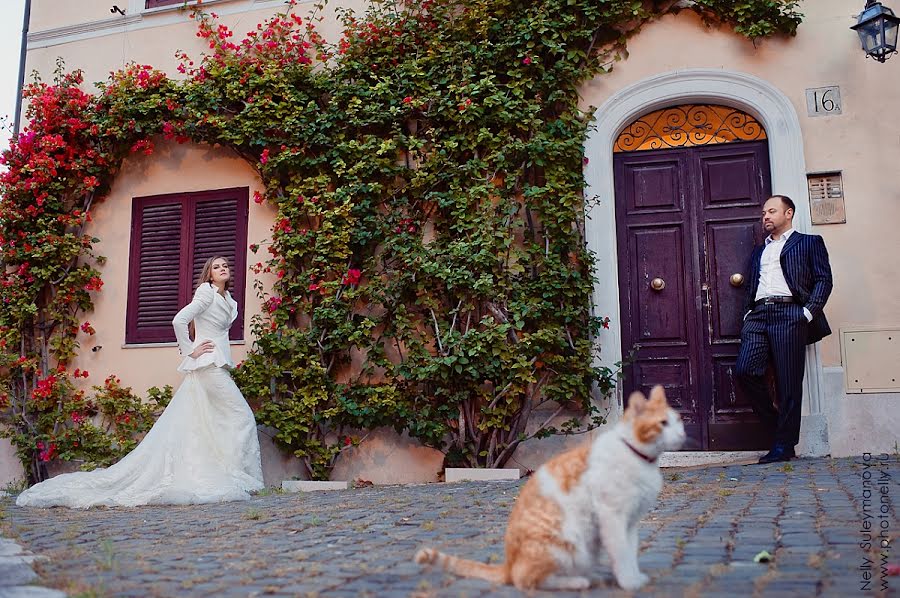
[758,445,795,464]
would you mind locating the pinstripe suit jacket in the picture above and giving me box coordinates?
[743,231,834,344]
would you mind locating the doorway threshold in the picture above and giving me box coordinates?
[658,451,766,469]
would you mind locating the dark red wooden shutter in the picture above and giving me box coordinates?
[125,198,186,344]
[188,189,249,340]
[127,188,248,344]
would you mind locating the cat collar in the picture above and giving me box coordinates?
[622,438,657,464]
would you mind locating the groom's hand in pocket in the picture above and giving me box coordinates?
[189,340,215,359]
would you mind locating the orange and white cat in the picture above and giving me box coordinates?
[415,385,685,591]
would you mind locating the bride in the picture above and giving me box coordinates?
[16,256,265,508]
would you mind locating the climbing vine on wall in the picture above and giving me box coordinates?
[0,0,802,482]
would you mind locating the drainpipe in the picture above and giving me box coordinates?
[13,0,32,136]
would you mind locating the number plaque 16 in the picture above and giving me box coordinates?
[805,86,842,117]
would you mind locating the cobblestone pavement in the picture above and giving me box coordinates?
[1,456,897,597]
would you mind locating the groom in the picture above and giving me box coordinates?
[735,195,833,464]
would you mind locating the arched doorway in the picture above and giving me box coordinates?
[613,104,771,450]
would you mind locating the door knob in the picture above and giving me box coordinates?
[730,273,745,288]
[650,277,666,291]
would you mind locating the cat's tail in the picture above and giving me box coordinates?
[415,547,509,584]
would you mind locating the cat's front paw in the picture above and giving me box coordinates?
[617,572,650,591]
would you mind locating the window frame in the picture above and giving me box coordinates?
[144,0,186,8]
[125,187,250,345]
[141,0,233,10]
[144,0,190,8]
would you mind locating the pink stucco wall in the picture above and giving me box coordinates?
[578,2,900,368]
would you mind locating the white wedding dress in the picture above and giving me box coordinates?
[16,283,264,508]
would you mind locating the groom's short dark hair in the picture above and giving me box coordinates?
[771,194,795,213]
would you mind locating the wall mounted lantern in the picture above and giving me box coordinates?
[851,0,900,62]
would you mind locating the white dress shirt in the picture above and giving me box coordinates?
[754,228,812,321]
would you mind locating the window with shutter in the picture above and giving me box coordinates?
[126,187,249,344]
[145,0,187,8]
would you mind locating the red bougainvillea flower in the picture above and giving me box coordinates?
[522,56,532,65]
[273,218,292,233]
[38,442,58,462]
[80,321,95,335]
[342,268,361,286]
[264,296,282,313]
[130,139,154,155]
[260,148,270,164]
[32,375,59,399]
[395,217,416,234]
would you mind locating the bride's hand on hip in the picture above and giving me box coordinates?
[189,340,215,359]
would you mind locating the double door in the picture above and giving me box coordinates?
[614,141,772,450]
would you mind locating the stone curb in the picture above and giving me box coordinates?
[2,493,66,598]
[0,535,65,598]
[444,467,521,482]
[281,480,350,492]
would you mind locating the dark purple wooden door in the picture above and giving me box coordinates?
[614,141,771,450]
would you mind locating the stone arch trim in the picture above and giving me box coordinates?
[584,68,824,418]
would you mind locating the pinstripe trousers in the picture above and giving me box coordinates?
[735,302,808,447]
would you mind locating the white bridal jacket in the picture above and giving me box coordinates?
[173,282,239,373]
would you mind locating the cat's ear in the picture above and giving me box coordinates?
[648,385,668,407]
[625,391,647,419]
